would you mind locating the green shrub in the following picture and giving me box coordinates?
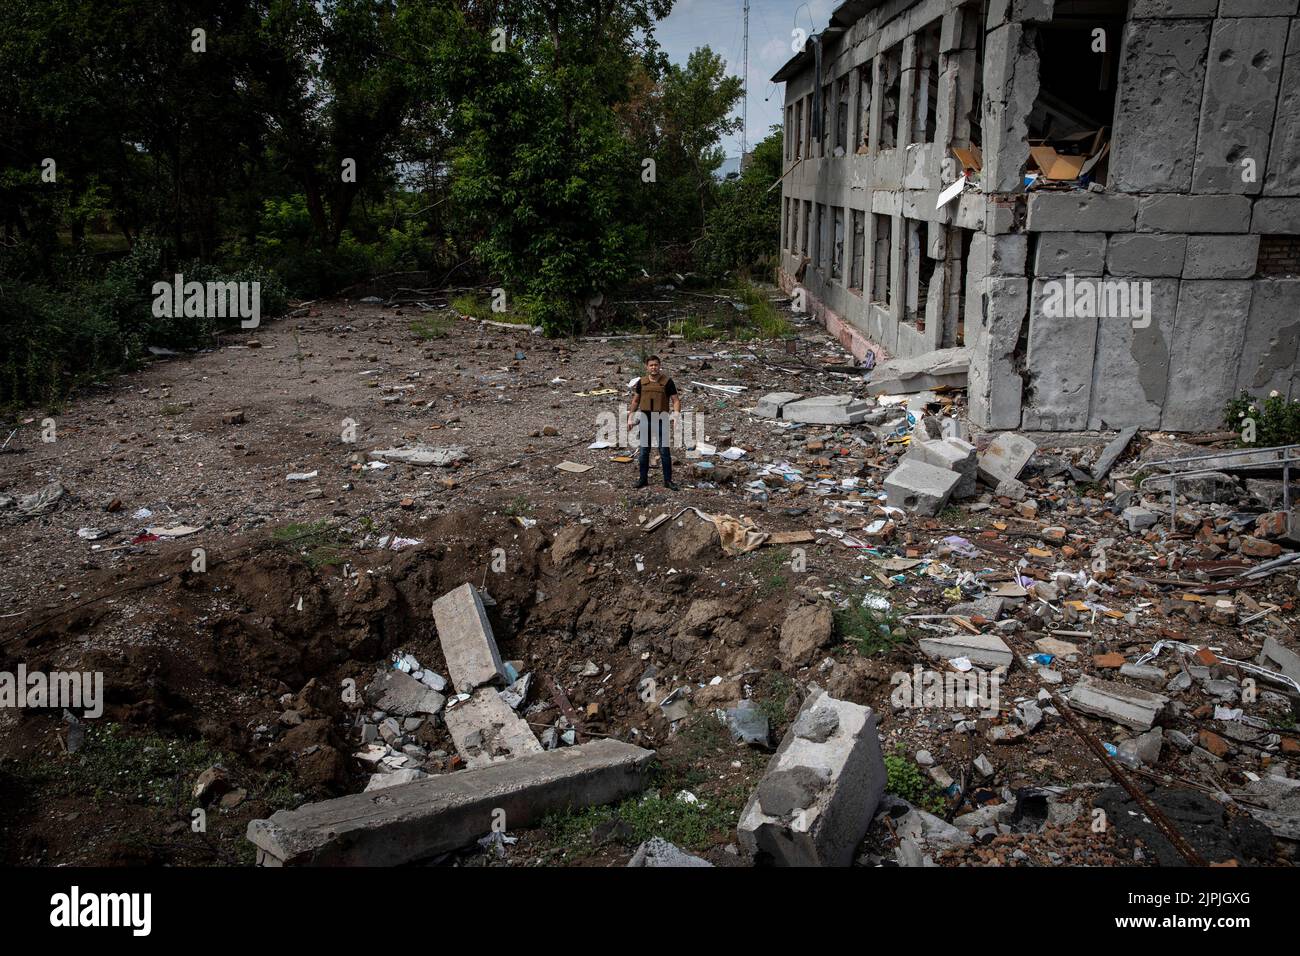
[1225,390,1300,447]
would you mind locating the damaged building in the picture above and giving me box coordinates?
[773,0,1300,432]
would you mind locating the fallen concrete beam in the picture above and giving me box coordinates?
[432,583,509,693]
[865,347,969,396]
[883,459,961,516]
[738,689,885,866]
[443,686,544,768]
[753,392,803,418]
[903,437,977,498]
[247,739,655,866]
[918,633,1014,669]
[1068,676,1169,731]
[977,432,1037,486]
[1091,425,1139,481]
[780,395,872,425]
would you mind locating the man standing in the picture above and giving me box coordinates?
[627,355,680,490]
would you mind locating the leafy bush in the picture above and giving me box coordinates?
[695,128,783,278]
[1225,390,1300,447]
[885,749,947,814]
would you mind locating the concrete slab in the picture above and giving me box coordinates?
[1091,426,1140,481]
[247,738,655,866]
[1068,676,1169,731]
[754,392,804,418]
[1106,234,1187,277]
[1265,23,1300,195]
[780,394,872,424]
[1183,235,1259,279]
[432,583,509,693]
[443,686,544,769]
[1086,280,1180,431]
[883,459,961,516]
[977,432,1037,485]
[738,689,886,866]
[1137,194,1252,233]
[1022,280,1099,430]
[1110,19,1211,193]
[1192,17,1288,194]
[1033,233,1106,277]
[918,633,1014,669]
[1025,193,1137,233]
[1162,281,1252,431]
[1236,280,1300,399]
[865,347,969,395]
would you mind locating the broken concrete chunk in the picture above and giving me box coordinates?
[248,739,654,866]
[1259,636,1300,688]
[365,669,446,718]
[753,392,804,418]
[364,768,429,792]
[792,704,840,743]
[903,437,978,498]
[627,837,713,867]
[443,686,544,769]
[1067,675,1169,731]
[918,633,1013,669]
[883,459,961,516]
[1123,506,1158,532]
[779,394,872,425]
[865,347,969,396]
[368,444,467,466]
[977,432,1037,486]
[738,688,886,867]
[1091,425,1139,481]
[432,583,509,693]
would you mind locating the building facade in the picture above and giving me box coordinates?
[773,0,1300,432]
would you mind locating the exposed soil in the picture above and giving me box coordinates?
[1,296,1297,867]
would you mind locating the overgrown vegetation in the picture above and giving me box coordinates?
[1225,390,1300,447]
[836,596,910,655]
[2,1,784,408]
[271,519,354,569]
[884,748,947,814]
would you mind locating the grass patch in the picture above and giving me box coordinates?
[409,312,452,340]
[503,495,533,518]
[271,519,353,569]
[753,671,798,733]
[160,402,184,416]
[747,546,790,594]
[885,748,947,814]
[451,292,532,325]
[836,597,910,655]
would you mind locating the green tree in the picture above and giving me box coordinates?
[696,127,784,277]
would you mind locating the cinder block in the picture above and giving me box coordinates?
[1138,194,1253,233]
[1235,279,1300,396]
[1026,193,1137,233]
[919,632,1014,668]
[1252,198,1300,233]
[781,394,872,424]
[1033,233,1107,276]
[1183,235,1260,279]
[247,739,655,866]
[1129,0,1217,15]
[432,583,509,694]
[1106,234,1187,277]
[977,431,1037,485]
[1219,0,1300,15]
[970,232,1028,276]
[1087,280,1180,431]
[1022,280,1099,430]
[738,690,886,867]
[883,459,961,515]
[903,437,978,498]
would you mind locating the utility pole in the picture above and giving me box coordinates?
[741,0,750,168]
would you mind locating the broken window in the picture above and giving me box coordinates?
[850,210,865,291]
[832,207,844,281]
[835,75,850,155]
[871,213,891,304]
[820,84,831,156]
[907,221,938,331]
[879,44,902,150]
[801,199,811,255]
[856,62,872,151]
[946,227,973,348]
[786,105,794,160]
[803,96,812,157]
[912,21,941,145]
[1026,2,1126,186]
[793,99,803,158]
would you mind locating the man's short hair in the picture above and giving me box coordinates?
[647,355,660,364]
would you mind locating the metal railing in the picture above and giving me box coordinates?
[1138,443,1300,530]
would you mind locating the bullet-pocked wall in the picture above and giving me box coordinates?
[774,0,1300,432]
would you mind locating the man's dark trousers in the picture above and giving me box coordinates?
[637,411,672,485]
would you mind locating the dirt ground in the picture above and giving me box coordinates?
[1,293,1297,867]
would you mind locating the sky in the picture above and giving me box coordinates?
[654,0,836,159]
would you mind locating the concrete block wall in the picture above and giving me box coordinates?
[777,0,1300,432]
